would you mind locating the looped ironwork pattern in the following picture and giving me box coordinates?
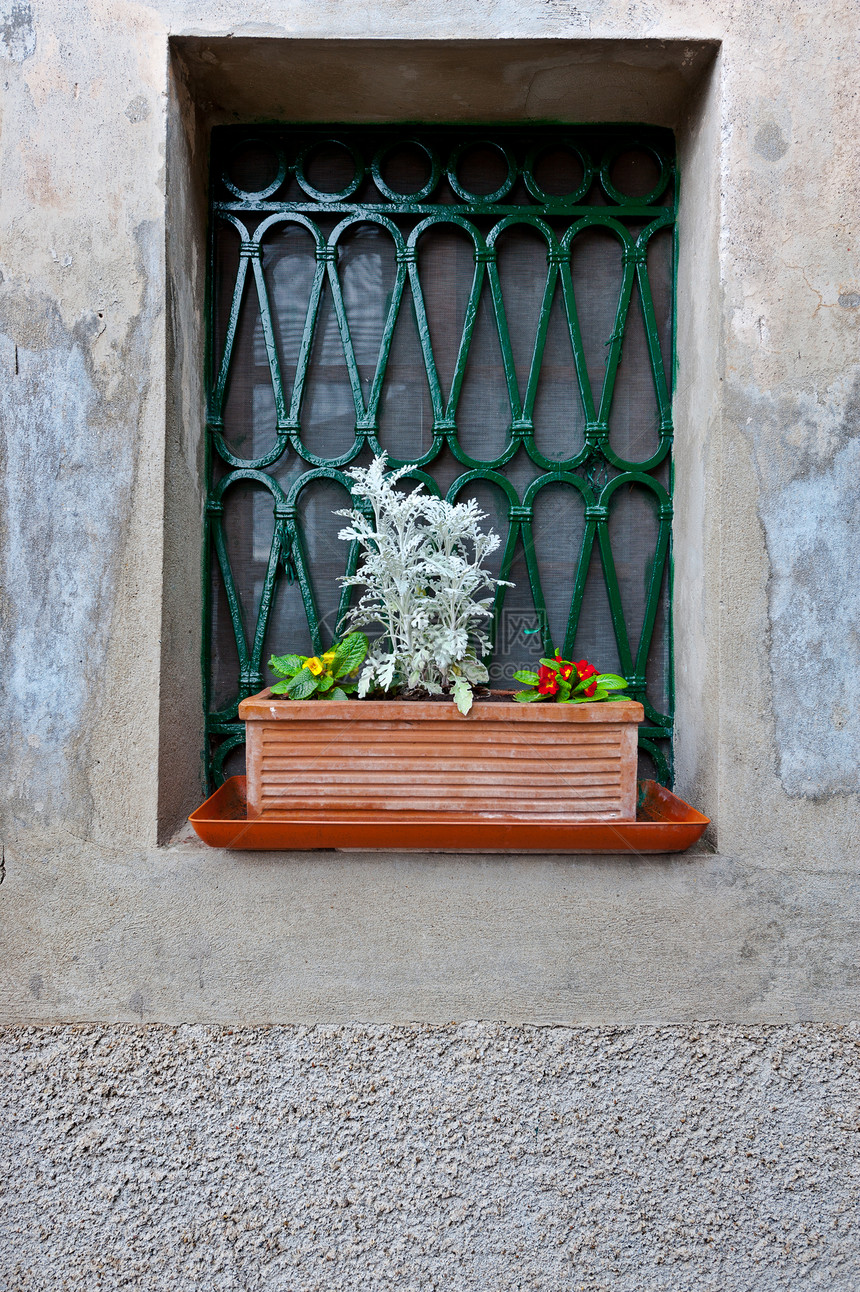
[205,126,677,787]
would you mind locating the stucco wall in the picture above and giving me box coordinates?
[2,0,859,854]
[2,1024,859,1290]
[1,0,857,1015]
[1,2,859,1283]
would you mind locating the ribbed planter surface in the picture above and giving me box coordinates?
[238,692,644,824]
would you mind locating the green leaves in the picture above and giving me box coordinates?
[285,669,319,699]
[512,654,630,706]
[266,632,368,701]
[269,653,305,678]
[565,676,629,704]
[512,669,539,686]
[331,631,369,679]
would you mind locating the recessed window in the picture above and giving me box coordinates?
[205,125,676,786]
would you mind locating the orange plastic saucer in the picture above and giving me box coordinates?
[189,778,709,853]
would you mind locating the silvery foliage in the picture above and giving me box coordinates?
[336,455,511,714]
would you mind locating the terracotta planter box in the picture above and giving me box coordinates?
[238,690,644,826]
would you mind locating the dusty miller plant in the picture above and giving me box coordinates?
[336,454,511,714]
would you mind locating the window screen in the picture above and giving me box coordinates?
[205,126,676,786]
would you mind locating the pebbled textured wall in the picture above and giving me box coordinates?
[1,1023,858,1290]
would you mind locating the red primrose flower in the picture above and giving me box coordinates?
[537,664,560,696]
[574,658,598,697]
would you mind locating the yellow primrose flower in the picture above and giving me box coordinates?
[303,656,324,676]
[321,650,337,671]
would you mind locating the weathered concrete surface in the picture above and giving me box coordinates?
[2,831,859,1024]
[1,0,857,854]
[736,372,860,800]
[174,35,719,126]
[1,0,859,1027]
[1,1024,858,1288]
[159,49,209,837]
[0,0,168,846]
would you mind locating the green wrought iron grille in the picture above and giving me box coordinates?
[205,126,677,786]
